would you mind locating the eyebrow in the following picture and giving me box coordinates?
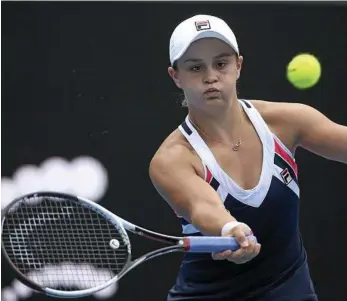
[183,52,233,63]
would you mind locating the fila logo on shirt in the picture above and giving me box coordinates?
[195,20,211,31]
[281,168,293,185]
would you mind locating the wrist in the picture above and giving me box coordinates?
[221,221,242,236]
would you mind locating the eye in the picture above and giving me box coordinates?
[190,65,202,72]
[217,61,227,69]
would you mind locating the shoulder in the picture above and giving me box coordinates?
[248,100,347,163]
[247,100,316,151]
[151,129,194,164]
[248,99,312,120]
[249,99,323,131]
[149,129,204,178]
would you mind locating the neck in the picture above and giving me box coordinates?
[188,96,245,145]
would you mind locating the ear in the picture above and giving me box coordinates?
[236,55,243,78]
[168,66,182,89]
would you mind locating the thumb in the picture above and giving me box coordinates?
[232,227,249,248]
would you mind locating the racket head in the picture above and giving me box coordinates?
[1,192,132,297]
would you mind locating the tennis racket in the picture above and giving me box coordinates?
[1,191,256,298]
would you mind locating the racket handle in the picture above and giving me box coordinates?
[184,235,257,253]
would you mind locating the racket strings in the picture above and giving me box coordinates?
[2,196,130,291]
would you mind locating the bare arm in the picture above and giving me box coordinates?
[256,100,347,163]
[149,145,237,236]
[294,104,347,163]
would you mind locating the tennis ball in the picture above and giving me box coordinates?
[286,54,321,89]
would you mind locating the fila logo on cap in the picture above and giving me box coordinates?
[195,20,211,31]
[280,168,293,185]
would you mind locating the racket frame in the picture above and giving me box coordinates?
[1,192,186,298]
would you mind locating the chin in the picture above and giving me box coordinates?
[204,95,228,104]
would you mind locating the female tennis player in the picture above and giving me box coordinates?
[149,15,347,301]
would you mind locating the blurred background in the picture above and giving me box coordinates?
[1,2,347,301]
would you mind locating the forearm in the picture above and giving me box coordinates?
[189,203,237,236]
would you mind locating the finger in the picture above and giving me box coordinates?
[254,243,261,254]
[227,247,245,259]
[212,253,224,260]
[212,250,232,260]
[248,234,257,244]
[241,238,256,255]
[243,242,261,261]
[226,252,251,264]
[232,227,249,248]
[227,241,259,261]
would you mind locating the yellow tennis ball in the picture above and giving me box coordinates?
[286,54,321,89]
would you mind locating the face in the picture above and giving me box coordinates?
[168,38,243,109]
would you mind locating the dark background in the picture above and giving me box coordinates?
[2,2,347,301]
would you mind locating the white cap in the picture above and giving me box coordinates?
[169,15,239,66]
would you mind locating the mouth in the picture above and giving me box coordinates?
[204,88,220,94]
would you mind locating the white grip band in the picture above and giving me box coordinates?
[221,221,242,236]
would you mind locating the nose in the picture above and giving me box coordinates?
[203,68,218,84]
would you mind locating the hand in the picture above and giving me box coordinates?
[212,223,261,264]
